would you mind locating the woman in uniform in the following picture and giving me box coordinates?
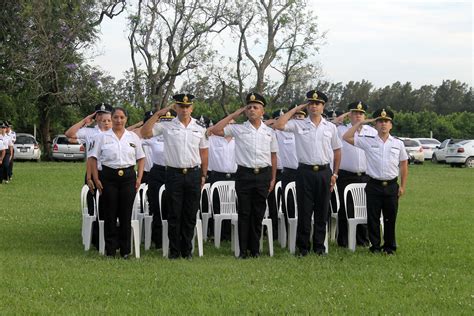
[90,107,145,259]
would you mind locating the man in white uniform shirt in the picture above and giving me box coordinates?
[211,92,278,259]
[335,101,377,248]
[4,122,16,180]
[343,108,408,255]
[142,93,209,260]
[274,90,342,256]
[0,122,14,183]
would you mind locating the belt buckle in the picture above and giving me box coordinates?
[253,168,260,175]
[182,168,188,175]
[118,169,124,177]
[312,165,319,171]
[382,181,388,186]
[225,173,231,179]
[357,172,362,176]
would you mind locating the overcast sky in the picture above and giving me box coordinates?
[88,0,473,89]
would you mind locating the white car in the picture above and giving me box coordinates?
[13,133,41,162]
[399,138,424,164]
[432,139,465,163]
[414,138,440,160]
[446,140,474,168]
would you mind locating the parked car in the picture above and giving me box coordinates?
[50,134,86,161]
[413,138,440,160]
[446,140,474,168]
[399,138,424,164]
[432,139,465,163]
[13,133,41,162]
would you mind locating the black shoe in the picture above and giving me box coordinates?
[238,252,248,259]
[296,249,309,257]
[383,248,395,255]
[168,253,180,260]
[182,253,193,260]
[122,254,130,260]
[369,246,381,254]
[314,249,326,256]
[250,252,260,258]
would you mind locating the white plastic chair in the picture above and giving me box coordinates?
[95,190,141,258]
[329,184,340,242]
[137,184,154,250]
[158,185,203,257]
[275,181,287,248]
[81,185,96,251]
[285,182,298,254]
[344,183,367,252]
[210,181,238,248]
[200,183,212,242]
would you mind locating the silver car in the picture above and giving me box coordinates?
[399,138,424,164]
[50,134,86,161]
[446,140,474,168]
[14,133,41,161]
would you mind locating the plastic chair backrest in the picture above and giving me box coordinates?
[131,191,141,220]
[200,183,211,214]
[95,190,101,219]
[330,183,340,214]
[158,184,166,221]
[141,184,150,215]
[209,181,237,215]
[274,181,282,212]
[81,185,89,215]
[284,181,297,218]
[344,183,367,219]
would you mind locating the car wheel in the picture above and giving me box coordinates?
[450,163,455,168]
[465,157,474,168]
[432,155,438,164]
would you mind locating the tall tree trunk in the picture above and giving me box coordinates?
[38,96,52,160]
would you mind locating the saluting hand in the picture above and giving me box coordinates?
[83,113,96,126]
[363,118,377,125]
[333,112,350,125]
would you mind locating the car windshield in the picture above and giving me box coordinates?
[16,136,36,144]
[419,139,439,145]
[403,139,419,147]
[448,139,464,145]
[56,137,72,145]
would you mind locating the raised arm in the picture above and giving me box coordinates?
[141,106,171,139]
[65,113,96,138]
[273,103,307,130]
[343,118,376,145]
[209,107,245,137]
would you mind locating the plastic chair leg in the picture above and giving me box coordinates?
[162,220,169,257]
[263,219,274,257]
[214,217,222,248]
[195,219,203,257]
[202,213,211,242]
[348,221,357,252]
[330,215,337,242]
[231,218,239,257]
[144,216,153,250]
[288,219,297,254]
[83,216,94,251]
[324,223,329,254]
[99,220,105,255]
[131,220,140,258]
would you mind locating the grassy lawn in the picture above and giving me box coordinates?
[1,161,473,314]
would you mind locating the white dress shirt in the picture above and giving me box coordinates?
[275,130,298,169]
[338,123,378,173]
[76,126,104,158]
[0,136,6,151]
[208,135,237,173]
[355,134,408,180]
[142,136,166,167]
[89,129,145,170]
[152,117,208,168]
[284,117,342,165]
[224,120,278,168]
[7,131,16,143]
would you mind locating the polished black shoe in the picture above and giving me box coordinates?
[369,246,381,254]
[383,248,395,255]
[296,249,309,257]
[168,253,181,260]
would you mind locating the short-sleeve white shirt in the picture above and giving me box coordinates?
[284,117,342,165]
[355,134,408,180]
[89,129,145,170]
[338,123,378,173]
[152,117,208,168]
[208,135,237,173]
[275,130,298,169]
[142,136,166,167]
[224,120,278,168]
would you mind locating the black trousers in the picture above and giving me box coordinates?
[208,171,236,240]
[235,166,271,256]
[281,167,298,230]
[266,169,282,241]
[365,179,399,252]
[336,170,370,247]
[2,153,11,181]
[100,166,136,256]
[8,151,13,178]
[296,165,332,253]
[147,164,166,248]
[165,167,201,258]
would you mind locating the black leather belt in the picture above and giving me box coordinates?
[102,165,134,177]
[212,171,235,179]
[166,166,199,175]
[152,164,166,171]
[282,167,298,173]
[237,165,270,175]
[369,177,398,187]
[298,163,329,172]
[339,169,366,177]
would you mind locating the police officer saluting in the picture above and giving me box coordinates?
[274,90,342,256]
[335,101,377,248]
[89,107,145,259]
[142,94,209,260]
[343,108,408,255]
[211,92,278,258]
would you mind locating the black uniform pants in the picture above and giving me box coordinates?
[100,166,136,256]
[165,167,201,258]
[296,164,332,253]
[8,151,13,178]
[235,166,271,256]
[208,171,236,240]
[336,170,370,247]
[281,167,298,230]
[365,179,399,252]
[266,169,282,241]
[2,153,11,181]
[147,164,166,248]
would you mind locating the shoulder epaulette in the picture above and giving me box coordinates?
[362,135,375,138]
[196,120,206,128]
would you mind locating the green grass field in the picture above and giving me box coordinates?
[1,162,473,314]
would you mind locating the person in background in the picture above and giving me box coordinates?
[4,121,16,181]
[0,122,14,184]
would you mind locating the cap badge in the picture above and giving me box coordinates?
[381,109,387,118]
[183,95,189,103]
[250,94,256,101]
[312,92,318,100]
[100,103,105,111]
[166,111,171,117]
[357,102,363,110]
